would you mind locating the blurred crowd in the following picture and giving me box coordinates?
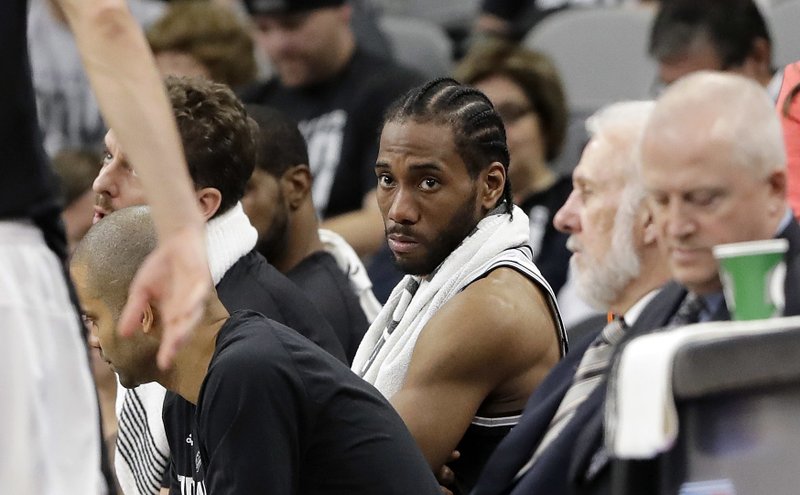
[8,0,800,493]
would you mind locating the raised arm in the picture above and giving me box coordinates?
[56,0,210,367]
[390,268,560,470]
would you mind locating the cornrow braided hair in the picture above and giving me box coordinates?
[384,77,514,215]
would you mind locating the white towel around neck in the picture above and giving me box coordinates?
[351,205,531,398]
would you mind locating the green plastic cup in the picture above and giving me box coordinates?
[712,239,788,321]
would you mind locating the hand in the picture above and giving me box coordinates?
[437,450,460,495]
[118,224,211,369]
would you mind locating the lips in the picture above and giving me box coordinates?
[92,206,109,224]
[387,233,420,254]
[670,246,706,263]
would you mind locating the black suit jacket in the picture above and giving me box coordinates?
[472,217,800,495]
[569,217,800,495]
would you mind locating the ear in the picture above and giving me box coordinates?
[481,162,506,210]
[767,169,787,197]
[766,170,788,216]
[282,165,313,211]
[140,304,156,335]
[640,204,659,246]
[747,37,772,73]
[196,187,223,220]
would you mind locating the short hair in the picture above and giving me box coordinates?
[166,76,258,216]
[147,1,257,88]
[246,104,309,178]
[646,71,785,176]
[52,148,102,206]
[454,39,568,162]
[383,77,513,213]
[72,206,157,317]
[649,0,771,69]
[586,100,655,213]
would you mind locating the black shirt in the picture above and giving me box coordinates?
[287,251,369,364]
[164,311,441,495]
[1,0,61,223]
[240,49,424,219]
[216,250,346,363]
[518,175,573,295]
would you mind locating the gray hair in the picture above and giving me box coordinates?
[572,101,655,310]
[586,100,655,210]
[646,71,785,176]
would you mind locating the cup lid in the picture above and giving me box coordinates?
[712,238,789,258]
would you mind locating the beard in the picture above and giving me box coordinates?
[388,192,482,276]
[571,205,642,311]
[255,203,290,265]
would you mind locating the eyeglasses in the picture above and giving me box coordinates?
[494,102,535,126]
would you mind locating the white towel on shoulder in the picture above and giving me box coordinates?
[351,205,530,398]
[319,228,382,322]
[606,315,800,459]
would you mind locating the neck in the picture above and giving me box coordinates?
[515,166,556,204]
[273,202,324,273]
[158,298,229,404]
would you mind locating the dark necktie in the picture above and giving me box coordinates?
[513,317,627,481]
[668,292,706,327]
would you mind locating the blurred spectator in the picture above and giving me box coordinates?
[456,39,571,294]
[240,0,424,258]
[51,148,102,253]
[648,0,780,97]
[147,0,258,88]
[28,0,164,156]
[243,105,378,362]
[473,0,658,43]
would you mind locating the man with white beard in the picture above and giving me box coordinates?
[470,100,672,495]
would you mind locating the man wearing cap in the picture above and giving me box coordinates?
[240,0,424,258]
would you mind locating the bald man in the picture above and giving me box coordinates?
[71,206,441,495]
[565,72,800,495]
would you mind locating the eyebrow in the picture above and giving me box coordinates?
[408,163,443,172]
[375,162,444,172]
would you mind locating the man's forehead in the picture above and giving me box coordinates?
[575,136,626,182]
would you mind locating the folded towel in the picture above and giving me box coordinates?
[606,316,800,458]
[319,228,382,322]
[205,202,258,285]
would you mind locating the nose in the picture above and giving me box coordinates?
[387,186,420,226]
[92,162,118,198]
[553,190,581,234]
[664,198,696,239]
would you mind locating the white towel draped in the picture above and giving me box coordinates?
[351,205,531,398]
[319,228,382,322]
